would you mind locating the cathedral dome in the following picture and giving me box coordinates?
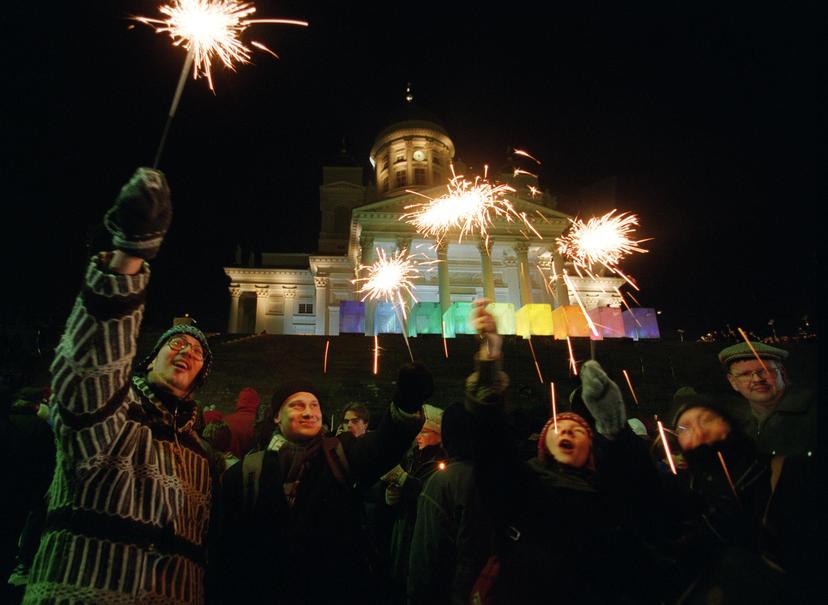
[369,87,455,197]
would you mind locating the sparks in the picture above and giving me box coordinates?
[513,168,538,179]
[717,451,740,502]
[736,327,769,373]
[323,339,330,374]
[133,0,308,91]
[373,335,379,375]
[513,148,541,164]
[527,337,544,384]
[402,164,541,246]
[657,420,678,475]
[441,321,449,358]
[550,382,558,432]
[566,336,578,376]
[622,369,640,405]
[353,248,432,318]
[557,210,649,284]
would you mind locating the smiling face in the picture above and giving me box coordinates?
[545,419,592,468]
[146,335,205,399]
[275,391,322,442]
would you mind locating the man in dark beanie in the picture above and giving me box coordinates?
[216,366,431,604]
[24,168,215,605]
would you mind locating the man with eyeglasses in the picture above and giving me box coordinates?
[719,341,816,456]
[24,169,215,605]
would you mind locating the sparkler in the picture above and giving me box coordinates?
[354,248,433,362]
[402,165,541,246]
[527,337,544,384]
[556,210,649,288]
[621,369,640,405]
[549,382,558,432]
[323,339,330,374]
[373,335,379,375]
[133,0,308,165]
[441,321,449,359]
[656,420,678,475]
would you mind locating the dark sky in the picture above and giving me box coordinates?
[5,1,819,339]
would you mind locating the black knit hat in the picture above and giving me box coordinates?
[669,386,734,430]
[138,324,213,391]
[270,379,321,418]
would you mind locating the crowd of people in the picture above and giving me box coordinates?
[1,168,818,604]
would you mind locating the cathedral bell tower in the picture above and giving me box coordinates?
[369,84,456,198]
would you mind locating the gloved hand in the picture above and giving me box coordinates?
[580,360,626,438]
[385,484,402,506]
[104,167,172,260]
[393,361,434,413]
[380,464,406,485]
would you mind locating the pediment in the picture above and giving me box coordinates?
[352,187,571,222]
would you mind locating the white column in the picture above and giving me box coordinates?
[254,286,270,333]
[359,233,376,336]
[228,286,241,333]
[314,276,330,335]
[502,256,520,307]
[437,242,450,313]
[282,287,296,335]
[478,239,495,301]
[552,249,570,307]
[514,241,533,306]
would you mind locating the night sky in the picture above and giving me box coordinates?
[6,1,819,340]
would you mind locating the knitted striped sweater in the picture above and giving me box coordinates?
[24,256,212,605]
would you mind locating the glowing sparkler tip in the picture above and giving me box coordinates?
[134,0,307,90]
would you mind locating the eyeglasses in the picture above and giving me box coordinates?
[676,411,721,436]
[730,367,778,382]
[167,336,205,361]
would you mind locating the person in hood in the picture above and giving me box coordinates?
[23,168,215,605]
[223,386,261,457]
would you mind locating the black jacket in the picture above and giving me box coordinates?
[214,404,422,605]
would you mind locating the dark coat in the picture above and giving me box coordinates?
[407,460,492,605]
[463,356,663,605]
[214,405,422,605]
[724,387,817,456]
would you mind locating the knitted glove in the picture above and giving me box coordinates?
[380,464,406,484]
[104,167,172,260]
[580,360,626,438]
[393,361,434,414]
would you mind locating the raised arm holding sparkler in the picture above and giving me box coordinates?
[464,301,667,604]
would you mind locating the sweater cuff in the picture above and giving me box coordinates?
[88,252,150,297]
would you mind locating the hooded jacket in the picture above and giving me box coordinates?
[223,387,261,457]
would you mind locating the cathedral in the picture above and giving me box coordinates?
[224,99,630,338]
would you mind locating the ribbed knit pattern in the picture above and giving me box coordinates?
[24,256,212,605]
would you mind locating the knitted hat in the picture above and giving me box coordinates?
[668,386,734,431]
[718,341,788,367]
[138,324,213,392]
[537,412,594,463]
[421,404,444,433]
[270,379,321,418]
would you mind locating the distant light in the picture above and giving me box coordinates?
[438,461,446,470]
[657,310,662,315]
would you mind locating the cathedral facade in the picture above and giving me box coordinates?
[224,105,623,336]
